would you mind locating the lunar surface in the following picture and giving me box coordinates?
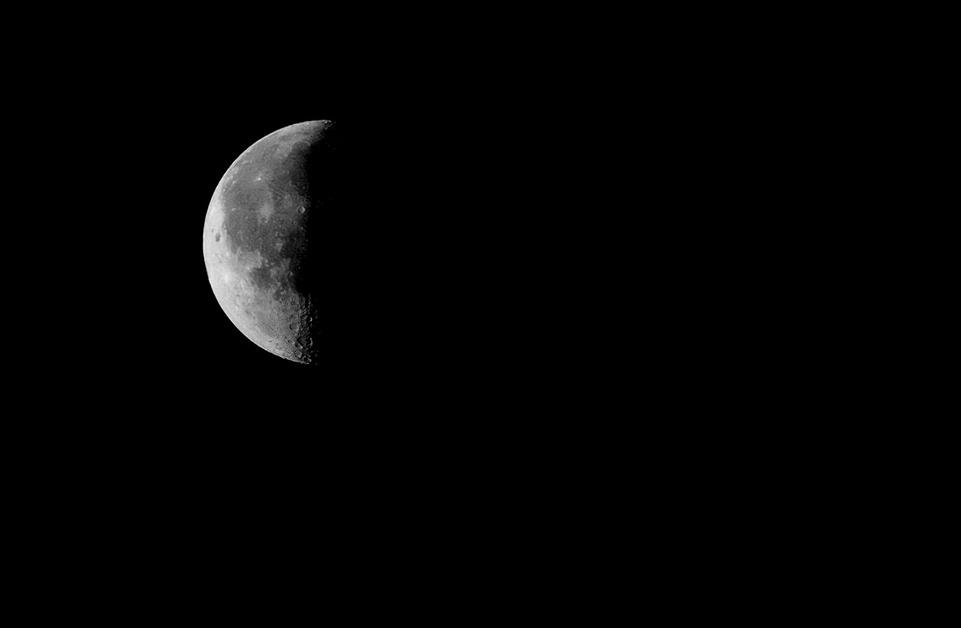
[202,120,337,364]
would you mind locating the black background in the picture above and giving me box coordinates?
[8,26,637,555]
[1,15,821,606]
[4,41,640,601]
[1,10,876,608]
[18,54,602,465]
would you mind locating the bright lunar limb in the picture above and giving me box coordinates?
[202,120,335,364]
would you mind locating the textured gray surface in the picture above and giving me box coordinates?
[202,121,331,364]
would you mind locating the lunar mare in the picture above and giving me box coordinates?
[202,120,333,364]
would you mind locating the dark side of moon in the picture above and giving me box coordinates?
[202,120,336,364]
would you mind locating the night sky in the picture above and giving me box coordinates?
[33,73,555,422]
[12,39,598,499]
[5,22,642,590]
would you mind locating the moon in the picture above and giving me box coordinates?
[202,120,336,364]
